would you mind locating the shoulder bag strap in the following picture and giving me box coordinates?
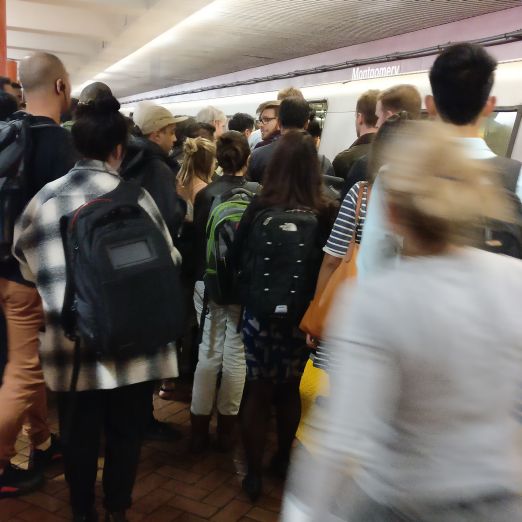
[343,182,369,263]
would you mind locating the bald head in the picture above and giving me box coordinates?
[79,82,112,104]
[19,52,67,93]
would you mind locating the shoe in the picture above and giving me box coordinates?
[104,511,128,522]
[73,509,98,522]
[0,463,44,498]
[144,418,182,442]
[189,413,210,454]
[242,473,262,502]
[29,433,63,471]
[215,413,237,453]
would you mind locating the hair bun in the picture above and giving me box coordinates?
[93,95,120,114]
[183,137,198,156]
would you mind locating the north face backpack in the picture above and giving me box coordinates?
[61,181,185,360]
[239,207,322,325]
[204,182,259,305]
[0,116,53,262]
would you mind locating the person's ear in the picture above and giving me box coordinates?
[55,79,65,95]
[356,113,363,127]
[425,95,437,118]
[482,96,496,118]
[303,120,309,130]
[115,144,124,161]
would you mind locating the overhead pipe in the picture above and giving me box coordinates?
[123,28,522,104]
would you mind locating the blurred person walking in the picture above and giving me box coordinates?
[283,121,522,522]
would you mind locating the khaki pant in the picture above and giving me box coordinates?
[0,278,49,467]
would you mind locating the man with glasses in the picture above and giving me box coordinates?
[253,100,281,150]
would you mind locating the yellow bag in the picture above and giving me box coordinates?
[296,358,329,445]
[299,183,368,339]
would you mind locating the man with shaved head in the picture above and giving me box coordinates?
[0,52,76,498]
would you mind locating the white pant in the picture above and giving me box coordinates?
[190,281,246,415]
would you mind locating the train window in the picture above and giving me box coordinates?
[480,107,522,158]
[308,99,328,128]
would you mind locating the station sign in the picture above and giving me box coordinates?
[351,65,401,81]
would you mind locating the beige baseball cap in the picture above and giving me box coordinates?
[133,102,187,134]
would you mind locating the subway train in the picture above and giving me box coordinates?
[121,59,522,164]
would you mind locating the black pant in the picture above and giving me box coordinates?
[57,381,153,514]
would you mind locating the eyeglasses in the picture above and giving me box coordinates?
[257,117,277,125]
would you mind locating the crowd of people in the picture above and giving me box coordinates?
[0,40,521,522]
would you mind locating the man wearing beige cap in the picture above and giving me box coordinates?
[122,102,186,240]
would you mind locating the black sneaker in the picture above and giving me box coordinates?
[0,463,44,498]
[29,433,63,471]
[144,418,182,442]
[104,511,127,522]
[73,510,98,522]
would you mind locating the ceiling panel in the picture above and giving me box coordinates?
[6,0,521,96]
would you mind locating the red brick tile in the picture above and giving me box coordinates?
[203,484,238,508]
[162,479,209,500]
[211,500,251,522]
[17,506,68,522]
[21,490,68,513]
[175,514,208,522]
[168,496,218,518]
[126,510,146,522]
[133,487,175,514]
[194,470,231,492]
[132,472,170,501]
[157,466,202,485]
[142,505,182,522]
[0,498,29,519]
[246,506,279,522]
[255,494,281,513]
[40,476,68,496]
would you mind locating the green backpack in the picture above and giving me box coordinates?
[204,183,259,305]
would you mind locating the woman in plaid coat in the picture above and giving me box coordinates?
[13,95,180,522]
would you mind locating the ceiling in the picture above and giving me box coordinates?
[6,0,522,98]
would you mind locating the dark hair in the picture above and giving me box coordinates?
[261,130,329,211]
[378,85,421,120]
[279,97,310,129]
[307,119,322,139]
[216,131,250,173]
[0,92,18,120]
[429,43,497,125]
[197,122,216,141]
[72,95,128,161]
[174,116,197,143]
[10,82,21,90]
[356,89,379,127]
[368,111,412,181]
[0,77,12,91]
[228,113,255,134]
[60,97,79,123]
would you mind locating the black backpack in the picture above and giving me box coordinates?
[239,207,322,325]
[204,183,259,305]
[60,182,185,360]
[481,156,522,259]
[0,116,53,262]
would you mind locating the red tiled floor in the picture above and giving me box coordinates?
[0,385,283,522]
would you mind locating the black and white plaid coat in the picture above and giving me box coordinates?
[13,159,181,391]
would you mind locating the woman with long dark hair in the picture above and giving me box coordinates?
[233,130,337,500]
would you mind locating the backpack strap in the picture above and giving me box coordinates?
[343,182,370,263]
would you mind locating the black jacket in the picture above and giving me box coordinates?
[333,132,375,182]
[192,175,250,281]
[0,113,78,284]
[247,138,335,183]
[120,136,185,242]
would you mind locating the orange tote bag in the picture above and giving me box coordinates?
[300,183,368,338]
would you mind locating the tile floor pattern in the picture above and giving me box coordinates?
[0,391,283,522]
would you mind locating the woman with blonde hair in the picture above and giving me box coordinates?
[283,121,522,522]
[176,136,216,221]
